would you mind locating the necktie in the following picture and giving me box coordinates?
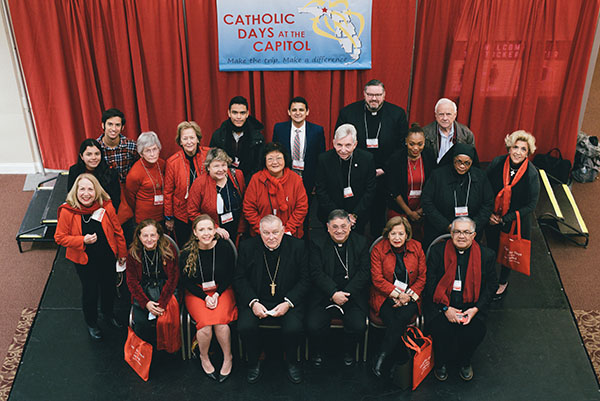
[293,129,301,161]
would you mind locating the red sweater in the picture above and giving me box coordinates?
[125,158,166,223]
[126,243,180,309]
[369,238,426,315]
[164,147,209,222]
[55,201,127,265]
[243,168,308,238]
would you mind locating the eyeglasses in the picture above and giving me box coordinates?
[451,230,475,237]
[365,92,384,98]
[454,159,472,167]
[266,156,284,163]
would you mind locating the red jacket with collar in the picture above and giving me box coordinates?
[125,158,166,223]
[164,147,209,223]
[369,238,426,315]
[243,168,308,238]
[55,200,127,265]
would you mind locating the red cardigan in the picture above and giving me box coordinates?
[125,158,166,223]
[369,238,427,315]
[55,201,127,265]
[187,168,247,232]
[243,168,308,238]
[126,242,180,309]
[164,147,209,223]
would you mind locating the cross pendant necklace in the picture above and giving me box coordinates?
[263,252,281,296]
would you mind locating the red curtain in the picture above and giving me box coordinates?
[409,0,600,162]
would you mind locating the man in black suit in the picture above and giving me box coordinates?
[315,124,376,234]
[336,80,408,237]
[234,215,309,384]
[307,209,370,367]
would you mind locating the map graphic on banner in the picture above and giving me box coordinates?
[216,0,372,71]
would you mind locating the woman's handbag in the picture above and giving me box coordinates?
[533,148,572,184]
[497,211,531,276]
[133,278,166,308]
[124,327,153,381]
[402,326,434,390]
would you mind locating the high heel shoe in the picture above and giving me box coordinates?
[493,282,509,301]
[199,356,217,381]
[218,359,233,383]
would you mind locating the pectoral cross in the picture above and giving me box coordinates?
[270,282,276,296]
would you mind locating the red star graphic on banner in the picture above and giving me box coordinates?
[322,7,328,13]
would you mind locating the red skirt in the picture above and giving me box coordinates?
[185,286,238,329]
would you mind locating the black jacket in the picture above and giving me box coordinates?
[67,162,121,212]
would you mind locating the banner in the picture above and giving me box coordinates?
[216,0,372,71]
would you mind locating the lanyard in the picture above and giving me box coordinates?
[142,248,159,279]
[344,154,354,188]
[217,181,232,214]
[198,246,216,283]
[453,172,471,209]
[141,161,164,198]
[393,252,408,285]
[363,112,382,140]
[333,245,349,279]
[408,157,424,193]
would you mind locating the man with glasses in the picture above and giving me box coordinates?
[424,217,497,382]
[335,80,408,237]
[423,98,475,164]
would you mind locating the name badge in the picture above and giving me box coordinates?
[148,312,157,321]
[232,157,240,168]
[154,194,164,205]
[453,280,462,291]
[292,160,305,171]
[202,280,217,292]
[91,208,105,222]
[343,187,354,198]
[221,212,234,224]
[408,189,422,199]
[455,206,468,217]
[366,138,379,148]
[394,279,408,292]
[272,209,277,216]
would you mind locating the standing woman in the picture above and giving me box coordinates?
[486,130,540,299]
[126,219,180,351]
[187,148,246,241]
[243,142,308,238]
[125,132,166,225]
[68,139,121,212]
[181,215,238,382]
[386,123,436,241]
[369,216,426,378]
[164,121,211,247]
[55,173,127,340]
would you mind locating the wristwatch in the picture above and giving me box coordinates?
[442,305,449,312]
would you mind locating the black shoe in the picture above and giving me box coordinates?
[311,353,324,368]
[218,372,230,383]
[493,282,509,301]
[106,317,124,329]
[372,352,387,378]
[200,357,217,381]
[459,364,474,381]
[343,352,355,367]
[286,362,303,384]
[434,364,448,381]
[247,361,262,384]
[87,325,103,341]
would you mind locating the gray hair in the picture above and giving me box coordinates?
[204,147,232,171]
[334,124,357,143]
[434,98,457,114]
[451,216,476,232]
[137,131,162,155]
[259,214,283,229]
[327,209,350,223]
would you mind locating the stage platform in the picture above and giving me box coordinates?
[8,223,600,400]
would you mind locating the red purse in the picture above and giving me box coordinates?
[124,327,153,381]
[402,326,434,390]
[497,211,531,276]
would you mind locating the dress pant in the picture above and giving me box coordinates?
[132,303,157,346]
[75,254,117,327]
[238,306,304,365]
[173,218,192,249]
[306,300,366,355]
[428,313,487,366]
[378,299,418,360]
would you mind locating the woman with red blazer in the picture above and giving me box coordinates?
[55,173,127,341]
[164,121,210,247]
[243,142,308,238]
[369,216,427,378]
[187,148,246,241]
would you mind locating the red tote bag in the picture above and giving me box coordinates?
[497,211,531,276]
[402,326,434,390]
[124,327,153,381]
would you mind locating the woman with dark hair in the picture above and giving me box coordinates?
[126,219,180,351]
[243,142,308,238]
[68,138,121,211]
[180,215,237,382]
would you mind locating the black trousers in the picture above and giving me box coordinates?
[173,218,192,249]
[306,300,366,355]
[238,306,304,365]
[428,313,487,366]
[132,303,157,345]
[378,299,418,360]
[75,254,117,327]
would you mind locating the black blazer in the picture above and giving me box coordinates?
[234,235,309,309]
[315,148,376,228]
[336,100,408,169]
[308,232,370,312]
[273,120,325,195]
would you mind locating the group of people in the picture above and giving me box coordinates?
[55,79,541,386]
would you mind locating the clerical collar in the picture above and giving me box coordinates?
[458,250,465,254]
[365,102,383,115]
[264,244,281,252]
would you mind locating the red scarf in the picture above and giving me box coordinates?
[57,200,109,218]
[259,168,290,212]
[433,240,481,305]
[156,295,181,353]
[494,156,528,215]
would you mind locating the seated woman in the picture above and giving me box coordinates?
[55,173,127,340]
[68,138,121,212]
[243,142,308,238]
[369,216,426,378]
[126,219,180,352]
[187,148,246,241]
[180,215,238,383]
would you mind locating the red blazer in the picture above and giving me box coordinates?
[369,238,426,315]
[55,201,127,265]
[126,242,180,309]
[187,168,247,232]
[125,158,166,223]
[243,168,308,238]
[164,147,209,223]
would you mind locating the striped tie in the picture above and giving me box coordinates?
[293,129,301,161]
